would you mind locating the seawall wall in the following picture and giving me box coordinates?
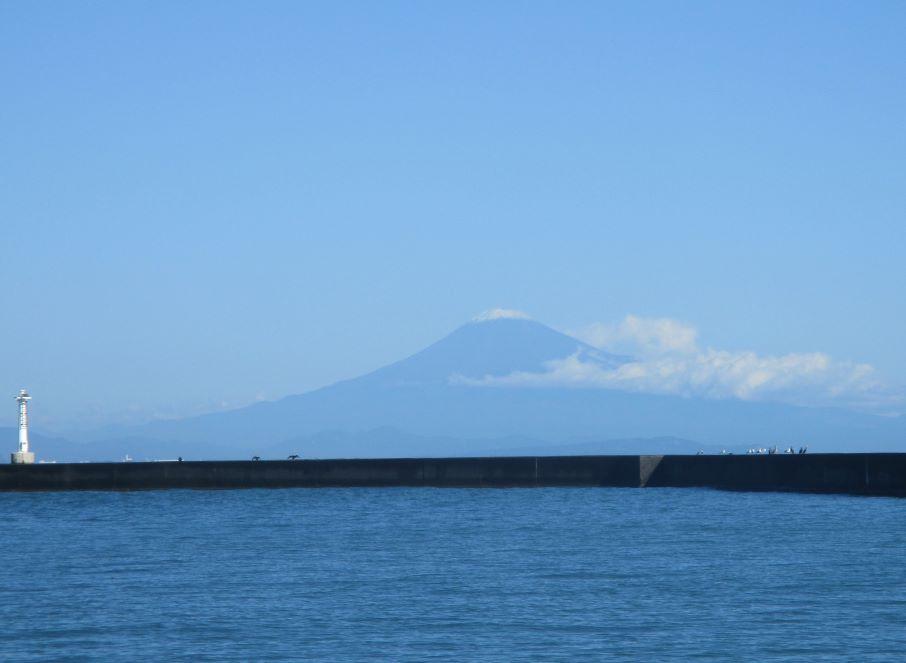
[0,454,904,496]
[642,453,906,496]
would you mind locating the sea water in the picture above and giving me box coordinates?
[1,487,904,661]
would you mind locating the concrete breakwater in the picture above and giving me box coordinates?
[1,453,905,495]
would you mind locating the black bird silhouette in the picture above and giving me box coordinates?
[252,456,261,461]
[287,454,300,460]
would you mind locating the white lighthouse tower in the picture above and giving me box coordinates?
[11,389,35,464]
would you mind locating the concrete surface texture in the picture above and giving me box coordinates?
[1,454,905,496]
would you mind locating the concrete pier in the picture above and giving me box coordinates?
[1,454,905,495]
[642,453,906,495]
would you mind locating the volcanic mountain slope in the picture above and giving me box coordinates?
[71,316,905,460]
[353,315,628,387]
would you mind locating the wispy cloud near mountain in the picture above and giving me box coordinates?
[460,315,904,415]
[573,315,700,357]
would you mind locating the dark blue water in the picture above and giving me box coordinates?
[1,488,904,661]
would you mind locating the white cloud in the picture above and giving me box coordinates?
[572,315,698,356]
[459,315,905,415]
[473,308,531,322]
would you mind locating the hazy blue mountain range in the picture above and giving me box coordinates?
[25,317,906,461]
[0,429,75,461]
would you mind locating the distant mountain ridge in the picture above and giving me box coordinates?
[357,317,628,386]
[43,316,906,460]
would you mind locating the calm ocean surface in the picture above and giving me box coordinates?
[1,487,904,661]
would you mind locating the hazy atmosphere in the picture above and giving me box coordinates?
[4,5,906,661]
[2,2,904,437]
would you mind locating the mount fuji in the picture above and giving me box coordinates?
[44,315,906,460]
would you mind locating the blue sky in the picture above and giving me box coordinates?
[1,2,904,428]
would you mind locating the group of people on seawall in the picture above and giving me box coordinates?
[703,446,810,456]
[745,446,808,455]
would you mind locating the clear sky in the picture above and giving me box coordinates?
[1,2,904,429]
